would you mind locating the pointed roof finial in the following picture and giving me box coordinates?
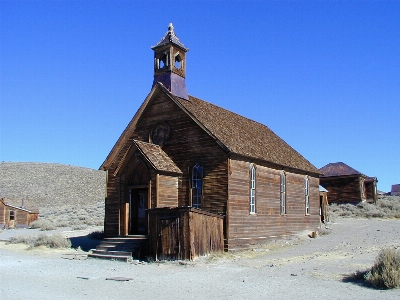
[152,23,188,51]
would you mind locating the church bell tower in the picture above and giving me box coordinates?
[151,23,189,100]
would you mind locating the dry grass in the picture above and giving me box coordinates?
[29,219,57,231]
[329,196,400,221]
[365,248,400,289]
[7,233,72,249]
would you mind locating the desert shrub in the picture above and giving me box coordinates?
[328,196,400,220]
[365,248,400,289]
[29,219,57,231]
[9,235,36,245]
[33,233,72,249]
[8,233,71,249]
[87,230,104,240]
[38,202,105,228]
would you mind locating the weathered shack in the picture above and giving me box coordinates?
[391,184,400,196]
[0,198,39,229]
[319,162,378,204]
[99,24,321,260]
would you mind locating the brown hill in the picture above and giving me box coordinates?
[0,162,106,227]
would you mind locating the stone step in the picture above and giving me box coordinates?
[89,236,148,262]
[88,253,131,262]
[91,249,133,257]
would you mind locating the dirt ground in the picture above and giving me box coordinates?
[1,218,399,299]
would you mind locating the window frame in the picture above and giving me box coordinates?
[9,210,15,221]
[280,171,286,215]
[191,163,203,209]
[249,164,256,214]
[305,175,310,215]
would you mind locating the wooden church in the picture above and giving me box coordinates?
[99,24,321,260]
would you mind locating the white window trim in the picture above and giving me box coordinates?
[250,164,256,214]
[280,171,286,215]
[191,164,203,208]
[305,176,310,215]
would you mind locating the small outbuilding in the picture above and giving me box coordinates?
[391,184,400,196]
[319,162,378,204]
[0,198,39,229]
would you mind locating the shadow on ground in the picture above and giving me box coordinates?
[69,234,102,252]
[341,272,380,290]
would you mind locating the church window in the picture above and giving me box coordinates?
[280,171,286,215]
[305,176,310,215]
[250,164,256,213]
[191,164,203,208]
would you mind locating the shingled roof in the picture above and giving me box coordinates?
[319,162,365,177]
[174,94,319,174]
[102,83,319,174]
[133,140,182,174]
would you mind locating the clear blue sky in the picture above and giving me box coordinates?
[1,0,399,192]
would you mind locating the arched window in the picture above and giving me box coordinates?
[305,176,310,215]
[250,164,256,213]
[360,178,366,199]
[128,159,150,186]
[191,164,203,208]
[280,171,286,215]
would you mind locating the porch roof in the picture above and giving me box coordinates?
[133,140,182,174]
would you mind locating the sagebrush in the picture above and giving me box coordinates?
[328,196,400,220]
[8,233,72,249]
[365,248,400,289]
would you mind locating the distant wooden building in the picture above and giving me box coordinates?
[391,184,400,196]
[0,198,39,229]
[100,24,321,260]
[319,162,378,204]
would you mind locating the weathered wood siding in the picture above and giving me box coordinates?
[158,174,179,207]
[0,201,5,227]
[104,92,229,237]
[104,173,121,237]
[319,176,362,204]
[124,91,229,213]
[147,207,224,260]
[227,158,320,251]
[365,181,377,203]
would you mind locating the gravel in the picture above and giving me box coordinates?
[1,218,399,299]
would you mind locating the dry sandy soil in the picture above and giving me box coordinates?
[1,217,399,300]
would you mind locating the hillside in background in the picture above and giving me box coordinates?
[0,162,106,227]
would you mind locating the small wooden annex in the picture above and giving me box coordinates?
[319,185,329,223]
[0,198,39,229]
[319,162,378,204]
[101,24,321,259]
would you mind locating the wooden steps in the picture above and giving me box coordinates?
[88,235,148,262]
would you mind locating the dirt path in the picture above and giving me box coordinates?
[1,218,399,299]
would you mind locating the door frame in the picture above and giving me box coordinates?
[126,185,151,235]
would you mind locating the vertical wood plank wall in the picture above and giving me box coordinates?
[227,159,320,251]
[147,207,224,260]
[319,176,362,204]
